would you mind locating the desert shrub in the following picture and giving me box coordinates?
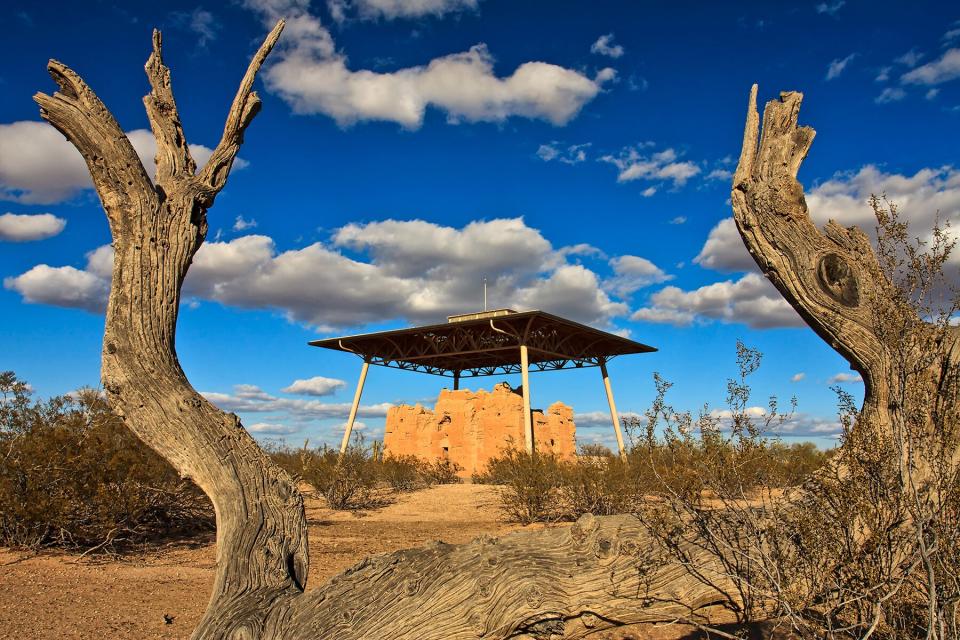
[379,454,423,492]
[0,373,213,552]
[478,449,644,522]
[475,407,830,525]
[479,448,566,524]
[577,443,615,458]
[263,439,313,479]
[559,455,641,517]
[297,441,383,510]
[419,458,463,485]
[268,437,464,506]
[766,441,831,487]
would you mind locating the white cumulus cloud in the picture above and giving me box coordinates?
[600,146,700,189]
[694,217,755,273]
[590,33,624,59]
[875,87,906,104]
[828,372,863,384]
[901,48,960,86]
[247,422,301,435]
[8,217,642,330]
[4,246,111,313]
[536,142,590,164]
[671,164,959,329]
[245,0,613,129]
[0,212,66,242]
[233,215,258,231]
[695,165,960,277]
[815,1,845,15]
[605,255,673,297]
[330,0,478,20]
[805,165,960,268]
[826,53,857,80]
[631,273,803,329]
[282,375,347,396]
[0,122,236,204]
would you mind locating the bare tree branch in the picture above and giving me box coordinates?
[196,19,285,202]
[34,62,155,230]
[144,29,197,187]
[731,85,893,420]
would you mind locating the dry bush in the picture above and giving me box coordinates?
[296,441,385,511]
[637,200,959,639]
[379,454,424,492]
[578,443,615,458]
[262,439,311,480]
[478,447,643,523]
[559,455,641,517]
[419,458,463,485]
[267,440,461,508]
[0,373,213,552]
[477,425,828,525]
[477,448,567,524]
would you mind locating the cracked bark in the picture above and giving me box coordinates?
[731,85,960,442]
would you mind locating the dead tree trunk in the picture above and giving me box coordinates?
[34,23,312,639]
[730,85,960,446]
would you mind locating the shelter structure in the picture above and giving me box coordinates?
[309,309,656,458]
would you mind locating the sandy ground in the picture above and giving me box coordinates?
[0,484,751,639]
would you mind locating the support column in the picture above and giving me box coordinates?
[453,371,460,391]
[520,345,533,455]
[600,360,627,460]
[339,360,370,458]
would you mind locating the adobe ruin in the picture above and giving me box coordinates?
[384,382,576,477]
[311,309,655,460]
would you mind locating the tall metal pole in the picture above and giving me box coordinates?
[339,360,369,458]
[453,370,460,391]
[600,359,627,460]
[520,344,533,455]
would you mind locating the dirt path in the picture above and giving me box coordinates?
[0,484,729,639]
[0,485,533,639]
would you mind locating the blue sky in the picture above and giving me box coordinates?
[1,0,958,450]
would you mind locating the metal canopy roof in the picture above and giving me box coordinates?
[309,309,656,379]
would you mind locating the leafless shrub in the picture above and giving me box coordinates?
[637,199,959,639]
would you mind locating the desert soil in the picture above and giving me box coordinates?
[0,484,732,639]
